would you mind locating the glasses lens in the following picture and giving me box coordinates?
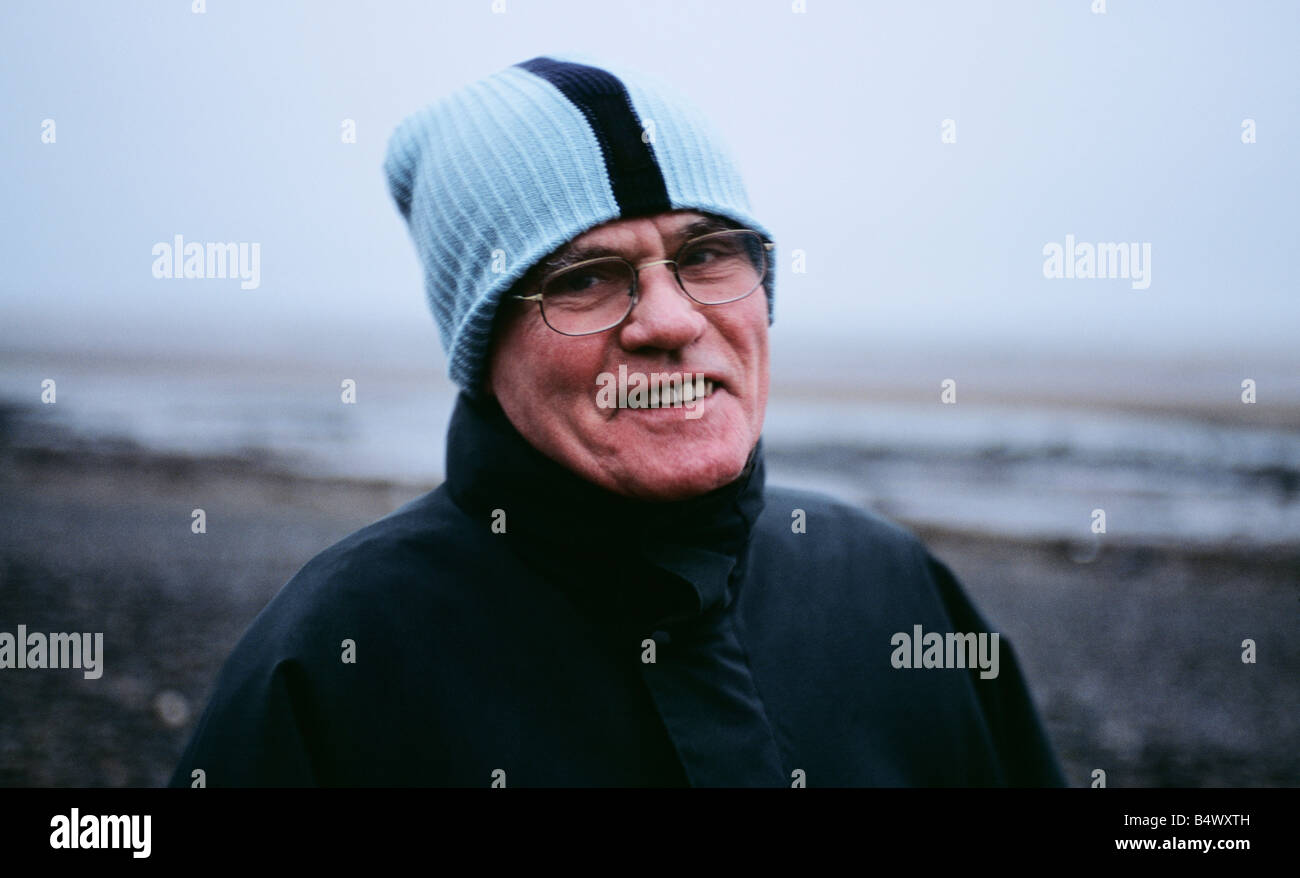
[540,258,635,334]
[676,230,767,305]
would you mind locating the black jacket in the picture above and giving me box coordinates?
[170,392,1066,787]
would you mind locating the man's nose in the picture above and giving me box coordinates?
[616,261,708,351]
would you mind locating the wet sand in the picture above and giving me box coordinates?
[1,410,1296,787]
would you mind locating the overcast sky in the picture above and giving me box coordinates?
[2,0,1296,373]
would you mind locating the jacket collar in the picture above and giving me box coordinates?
[443,391,767,635]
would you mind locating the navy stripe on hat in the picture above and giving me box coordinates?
[516,56,672,219]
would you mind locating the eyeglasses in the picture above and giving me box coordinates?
[510,229,774,336]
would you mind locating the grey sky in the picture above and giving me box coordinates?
[2,0,1296,372]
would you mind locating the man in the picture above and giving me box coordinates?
[169,54,1065,787]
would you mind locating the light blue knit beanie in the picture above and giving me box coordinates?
[383,52,775,392]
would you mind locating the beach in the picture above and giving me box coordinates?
[1,399,1296,787]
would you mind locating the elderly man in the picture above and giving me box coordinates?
[170,55,1065,787]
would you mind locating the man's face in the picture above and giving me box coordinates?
[486,210,770,502]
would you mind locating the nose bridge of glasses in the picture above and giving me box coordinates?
[633,257,677,275]
[623,253,701,334]
[628,256,688,308]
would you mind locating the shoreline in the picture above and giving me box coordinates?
[2,406,1297,787]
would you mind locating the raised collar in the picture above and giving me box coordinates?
[442,392,767,635]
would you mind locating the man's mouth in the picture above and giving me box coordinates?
[594,368,725,417]
[661,377,715,407]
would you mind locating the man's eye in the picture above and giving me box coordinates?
[545,263,629,300]
[558,272,600,293]
[681,247,721,266]
[681,241,742,268]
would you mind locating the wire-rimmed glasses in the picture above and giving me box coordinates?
[511,229,773,336]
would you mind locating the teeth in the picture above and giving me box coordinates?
[680,379,715,406]
[642,378,716,408]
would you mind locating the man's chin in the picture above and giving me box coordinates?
[604,446,752,502]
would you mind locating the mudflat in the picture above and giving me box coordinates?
[1,413,1295,787]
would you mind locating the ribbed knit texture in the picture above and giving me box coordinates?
[384,52,775,391]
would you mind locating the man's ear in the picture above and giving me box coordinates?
[480,271,536,400]
[475,329,498,400]
[479,299,514,400]
[479,360,497,399]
